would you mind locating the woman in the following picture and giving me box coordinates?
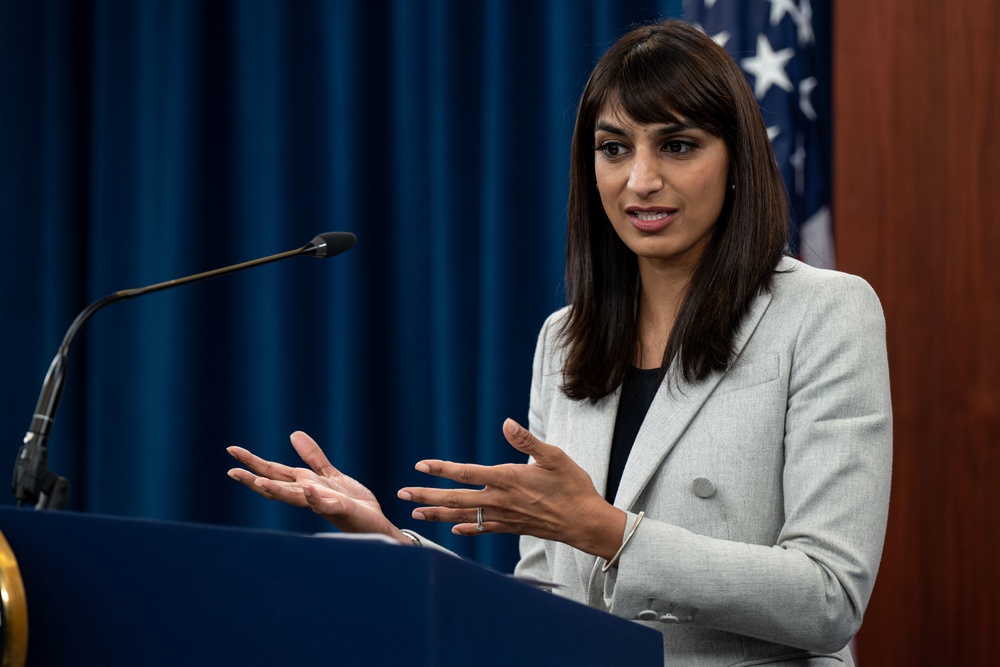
[228,19,891,666]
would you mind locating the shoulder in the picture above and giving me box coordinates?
[745,257,887,363]
[771,256,884,313]
[531,306,572,373]
[762,258,889,390]
[535,306,572,351]
[540,305,572,331]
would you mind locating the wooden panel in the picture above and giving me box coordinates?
[834,1,1000,664]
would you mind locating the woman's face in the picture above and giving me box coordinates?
[593,106,730,274]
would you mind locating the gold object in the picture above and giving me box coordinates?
[0,530,27,667]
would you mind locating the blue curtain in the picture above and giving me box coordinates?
[0,0,680,571]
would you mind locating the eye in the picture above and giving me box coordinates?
[595,140,630,159]
[663,139,697,155]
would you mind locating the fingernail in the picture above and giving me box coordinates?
[415,462,430,473]
[397,490,412,501]
[412,510,426,521]
[503,418,520,436]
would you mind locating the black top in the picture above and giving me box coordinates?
[605,366,662,503]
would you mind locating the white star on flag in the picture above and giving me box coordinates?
[712,30,731,48]
[740,34,794,99]
[799,77,817,120]
[793,0,815,45]
[766,0,798,26]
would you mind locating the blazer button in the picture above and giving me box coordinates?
[692,476,716,498]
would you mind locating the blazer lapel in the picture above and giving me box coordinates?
[561,387,621,594]
[567,389,621,499]
[613,287,775,512]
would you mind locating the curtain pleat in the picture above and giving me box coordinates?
[0,0,680,570]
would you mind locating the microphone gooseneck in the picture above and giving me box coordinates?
[12,231,356,510]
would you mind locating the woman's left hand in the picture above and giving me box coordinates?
[397,418,627,561]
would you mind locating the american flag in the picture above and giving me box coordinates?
[683,0,834,269]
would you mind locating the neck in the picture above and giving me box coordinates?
[634,258,695,368]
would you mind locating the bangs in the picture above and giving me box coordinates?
[583,30,734,138]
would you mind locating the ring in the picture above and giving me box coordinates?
[476,507,485,531]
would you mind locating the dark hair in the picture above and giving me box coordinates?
[560,19,788,402]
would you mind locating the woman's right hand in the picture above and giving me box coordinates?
[227,431,412,544]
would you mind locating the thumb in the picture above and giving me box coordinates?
[503,418,557,464]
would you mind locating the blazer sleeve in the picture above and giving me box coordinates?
[604,273,893,653]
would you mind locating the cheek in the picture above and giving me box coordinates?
[689,167,729,217]
[594,168,619,215]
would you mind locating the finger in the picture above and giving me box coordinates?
[226,468,301,505]
[251,477,310,508]
[413,507,511,537]
[502,418,563,465]
[452,521,505,536]
[301,483,350,518]
[226,446,298,483]
[413,459,512,487]
[409,506,507,536]
[408,505,480,525]
[289,431,338,477]
[397,486,485,509]
[227,468,269,496]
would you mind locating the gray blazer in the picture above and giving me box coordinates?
[514,257,892,666]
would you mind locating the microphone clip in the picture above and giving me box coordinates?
[13,432,70,510]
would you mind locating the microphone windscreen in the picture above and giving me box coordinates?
[307,232,356,258]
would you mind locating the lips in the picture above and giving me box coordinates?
[627,208,677,233]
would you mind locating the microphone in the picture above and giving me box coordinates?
[12,231,356,510]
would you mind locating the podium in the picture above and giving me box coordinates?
[0,506,662,666]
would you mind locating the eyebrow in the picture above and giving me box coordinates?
[594,120,694,137]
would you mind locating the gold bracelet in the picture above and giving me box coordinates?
[602,511,645,573]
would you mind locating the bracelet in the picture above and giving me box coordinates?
[601,511,645,573]
[400,530,422,547]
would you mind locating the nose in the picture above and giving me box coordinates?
[627,150,663,197]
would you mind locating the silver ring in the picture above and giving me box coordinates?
[476,507,485,531]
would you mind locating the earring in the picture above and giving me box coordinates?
[729,182,736,191]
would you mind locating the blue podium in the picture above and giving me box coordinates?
[0,506,661,666]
